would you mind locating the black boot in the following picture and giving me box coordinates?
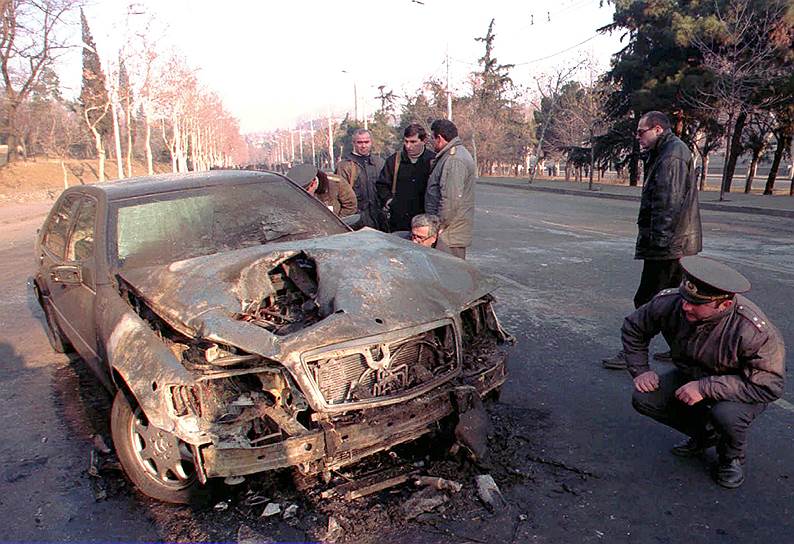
[601,351,627,370]
[715,458,745,489]
[671,433,719,457]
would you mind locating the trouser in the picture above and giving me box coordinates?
[632,368,767,461]
[633,258,684,309]
[435,237,467,260]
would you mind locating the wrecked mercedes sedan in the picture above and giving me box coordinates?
[33,170,511,503]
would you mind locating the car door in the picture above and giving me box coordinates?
[41,194,101,369]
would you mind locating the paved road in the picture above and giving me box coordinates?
[0,186,792,542]
[459,185,794,543]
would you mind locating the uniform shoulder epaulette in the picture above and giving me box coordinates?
[655,288,678,297]
[736,302,767,331]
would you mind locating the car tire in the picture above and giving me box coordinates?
[39,293,72,354]
[111,390,202,504]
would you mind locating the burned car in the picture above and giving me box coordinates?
[33,170,511,503]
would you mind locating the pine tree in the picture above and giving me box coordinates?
[79,8,111,139]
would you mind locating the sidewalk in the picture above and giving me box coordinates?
[479,177,794,219]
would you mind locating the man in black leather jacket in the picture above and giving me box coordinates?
[603,111,702,369]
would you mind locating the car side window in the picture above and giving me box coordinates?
[66,198,97,262]
[43,195,80,259]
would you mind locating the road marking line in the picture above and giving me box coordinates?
[773,398,794,413]
[539,220,622,238]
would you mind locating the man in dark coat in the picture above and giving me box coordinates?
[603,111,703,369]
[376,123,435,232]
[624,256,785,488]
[336,129,385,229]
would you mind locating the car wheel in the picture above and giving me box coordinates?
[111,390,201,504]
[39,293,72,354]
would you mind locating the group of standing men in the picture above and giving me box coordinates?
[605,111,785,489]
[335,119,476,259]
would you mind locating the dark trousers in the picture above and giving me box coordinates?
[632,369,767,461]
[633,259,684,309]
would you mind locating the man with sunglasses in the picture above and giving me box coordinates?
[623,256,785,489]
[603,111,702,369]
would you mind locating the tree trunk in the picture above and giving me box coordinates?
[91,126,106,183]
[588,132,595,190]
[721,111,747,194]
[789,167,794,196]
[763,133,789,195]
[700,154,709,191]
[144,113,153,176]
[743,148,761,193]
[4,99,20,163]
[628,142,640,186]
[112,102,124,180]
[125,97,133,177]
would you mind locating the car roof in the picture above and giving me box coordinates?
[69,170,287,202]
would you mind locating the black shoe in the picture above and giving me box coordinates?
[653,350,673,363]
[671,435,718,457]
[601,351,627,370]
[715,458,745,489]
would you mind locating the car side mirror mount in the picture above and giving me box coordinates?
[50,264,83,286]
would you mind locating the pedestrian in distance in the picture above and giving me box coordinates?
[376,123,435,232]
[603,110,702,369]
[624,256,785,489]
[425,119,476,260]
[336,129,385,229]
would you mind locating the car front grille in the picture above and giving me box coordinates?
[304,323,458,406]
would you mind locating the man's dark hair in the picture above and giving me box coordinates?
[404,123,427,141]
[430,119,458,141]
[642,111,671,130]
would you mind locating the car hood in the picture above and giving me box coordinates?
[118,228,496,360]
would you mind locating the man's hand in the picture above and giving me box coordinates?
[633,371,659,393]
[675,381,704,405]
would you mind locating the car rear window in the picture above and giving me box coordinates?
[111,180,347,267]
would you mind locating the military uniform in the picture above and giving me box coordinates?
[623,256,785,488]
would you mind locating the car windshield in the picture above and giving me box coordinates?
[110,179,347,268]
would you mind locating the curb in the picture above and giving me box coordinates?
[478,180,794,219]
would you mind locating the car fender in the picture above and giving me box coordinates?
[97,289,196,433]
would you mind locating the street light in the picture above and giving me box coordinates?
[341,70,358,122]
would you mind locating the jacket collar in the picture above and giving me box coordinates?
[435,136,462,159]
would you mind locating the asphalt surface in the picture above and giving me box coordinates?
[0,181,792,542]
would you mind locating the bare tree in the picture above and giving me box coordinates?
[528,61,584,182]
[0,0,76,163]
[690,0,789,200]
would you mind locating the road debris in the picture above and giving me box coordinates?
[323,516,344,543]
[214,501,229,512]
[320,466,418,500]
[402,487,450,520]
[453,386,492,462]
[261,502,282,517]
[283,504,299,519]
[414,476,463,493]
[92,434,111,454]
[475,474,506,511]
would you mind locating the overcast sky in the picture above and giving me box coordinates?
[62,0,625,133]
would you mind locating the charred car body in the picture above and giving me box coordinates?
[33,171,511,503]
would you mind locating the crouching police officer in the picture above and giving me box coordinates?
[623,256,785,488]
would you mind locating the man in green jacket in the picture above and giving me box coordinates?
[424,119,476,259]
